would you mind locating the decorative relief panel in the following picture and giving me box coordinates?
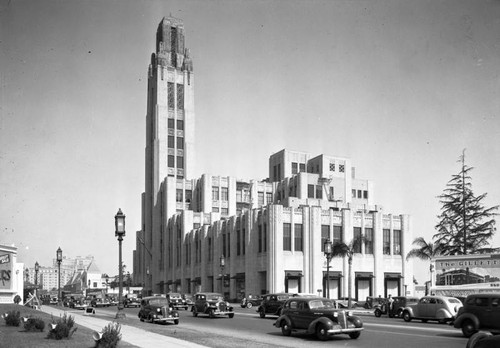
[176,130,184,137]
[168,129,175,136]
[364,217,373,228]
[177,168,184,176]
[382,218,392,229]
[212,177,219,186]
[353,215,362,226]
[176,149,184,156]
[333,215,342,225]
[168,168,175,175]
[167,148,175,155]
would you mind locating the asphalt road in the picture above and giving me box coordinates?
[79,305,469,348]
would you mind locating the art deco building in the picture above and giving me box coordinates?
[134,16,413,301]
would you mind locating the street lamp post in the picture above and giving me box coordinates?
[34,261,39,297]
[56,247,62,306]
[324,239,333,299]
[115,208,126,319]
[220,254,225,295]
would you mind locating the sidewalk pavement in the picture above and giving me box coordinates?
[39,306,207,348]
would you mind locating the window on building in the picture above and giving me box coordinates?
[168,118,175,129]
[333,225,342,245]
[212,207,219,213]
[393,230,402,255]
[177,119,184,130]
[329,187,334,201]
[365,228,373,254]
[212,186,219,200]
[177,84,184,110]
[221,187,228,201]
[236,189,242,202]
[292,162,298,174]
[308,184,315,198]
[208,237,212,262]
[185,190,192,203]
[316,185,322,199]
[227,234,230,257]
[177,137,184,149]
[353,227,362,253]
[258,192,264,206]
[383,229,391,255]
[177,156,184,168]
[339,164,345,172]
[168,155,175,167]
[273,165,277,181]
[185,243,189,264]
[283,223,292,251]
[223,233,226,258]
[170,27,177,66]
[168,82,175,108]
[357,190,362,198]
[242,226,246,255]
[294,224,303,251]
[330,162,335,171]
[168,135,175,148]
[266,192,273,204]
[176,189,183,202]
[352,189,356,198]
[321,225,330,252]
[363,190,368,199]
[299,163,306,172]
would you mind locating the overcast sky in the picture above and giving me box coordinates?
[1,0,499,284]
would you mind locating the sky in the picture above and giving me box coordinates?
[1,0,500,284]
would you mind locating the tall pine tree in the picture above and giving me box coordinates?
[434,150,498,255]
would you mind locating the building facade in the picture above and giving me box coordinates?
[134,16,413,301]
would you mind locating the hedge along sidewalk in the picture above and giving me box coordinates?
[39,306,207,348]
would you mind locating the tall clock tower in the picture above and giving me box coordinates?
[143,16,195,292]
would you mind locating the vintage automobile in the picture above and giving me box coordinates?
[336,297,358,308]
[241,294,263,309]
[166,292,189,310]
[453,293,500,338]
[123,294,141,308]
[364,296,387,309]
[466,332,500,348]
[392,296,419,317]
[90,297,111,308]
[138,296,180,324]
[274,297,363,341]
[257,293,294,318]
[49,297,58,305]
[401,295,463,323]
[192,292,234,318]
[182,294,194,307]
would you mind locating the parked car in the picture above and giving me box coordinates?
[401,295,463,323]
[453,293,500,338]
[124,294,141,308]
[274,296,363,340]
[392,296,419,317]
[466,332,500,348]
[192,292,234,318]
[257,293,294,318]
[166,292,188,310]
[241,294,263,309]
[50,297,58,305]
[90,297,111,308]
[336,297,358,308]
[364,296,387,309]
[138,296,180,324]
[182,294,194,307]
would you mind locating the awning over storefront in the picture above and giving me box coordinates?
[285,271,303,278]
[355,272,374,278]
[230,273,245,280]
[385,273,403,279]
[322,271,343,278]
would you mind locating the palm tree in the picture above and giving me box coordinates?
[406,237,442,294]
[332,235,366,308]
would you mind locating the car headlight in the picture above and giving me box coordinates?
[333,312,338,317]
[348,311,353,316]
[157,308,161,313]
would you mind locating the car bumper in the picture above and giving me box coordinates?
[212,310,233,316]
[327,327,363,335]
[153,316,179,323]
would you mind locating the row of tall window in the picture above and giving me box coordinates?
[352,189,369,199]
[167,82,184,109]
[167,155,184,168]
[283,223,304,252]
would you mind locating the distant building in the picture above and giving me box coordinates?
[134,16,413,301]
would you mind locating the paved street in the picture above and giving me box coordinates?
[57,305,468,348]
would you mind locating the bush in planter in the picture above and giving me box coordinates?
[23,317,45,332]
[94,322,122,348]
[47,313,77,340]
[13,295,22,304]
[3,310,21,326]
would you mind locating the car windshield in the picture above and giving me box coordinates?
[149,298,169,306]
[209,294,224,301]
[169,293,181,298]
[309,299,335,309]
[448,298,462,304]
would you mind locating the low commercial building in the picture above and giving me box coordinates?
[0,244,24,303]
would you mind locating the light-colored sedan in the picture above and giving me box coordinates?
[401,295,463,324]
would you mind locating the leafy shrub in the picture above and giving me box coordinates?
[3,310,21,326]
[13,295,22,304]
[46,313,77,340]
[95,322,122,348]
[23,317,45,332]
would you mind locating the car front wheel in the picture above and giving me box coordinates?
[374,309,382,317]
[461,319,477,338]
[174,319,179,325]
[349,331,361,339]
[316,323,330,341]
[281,322,292,336]
[247,302,253,309]
[209,309,215,318]
[403,311,412,322]
[228,313,234,318]
[193,308,198,317]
